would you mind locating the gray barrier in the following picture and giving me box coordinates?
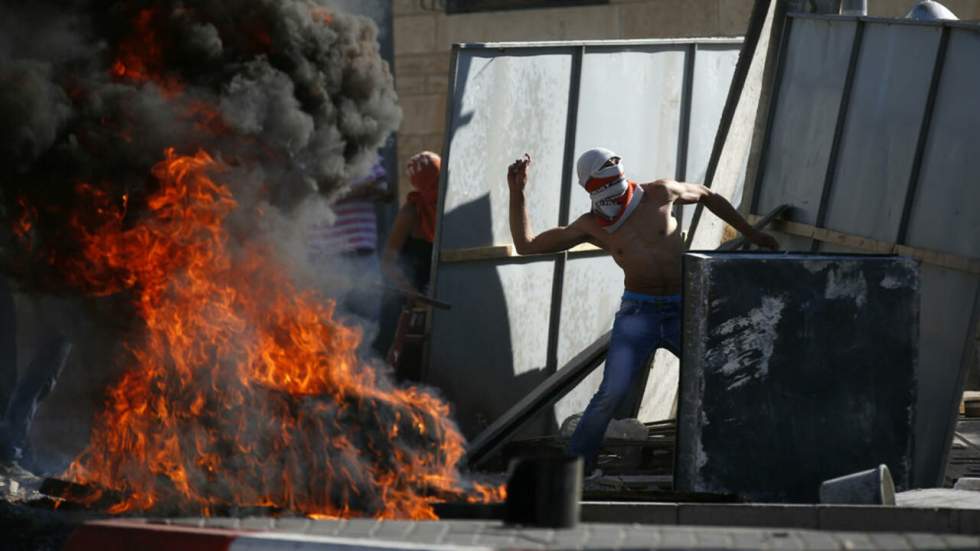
[747,14,980,487]
[428,39,742,440]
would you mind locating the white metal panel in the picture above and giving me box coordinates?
[905,28,980,259]
[428,260,556,438]
[682,45,741,232]
[913,264,979,486]
[440,49,572,250]
[824,23,941,242]
[568,46,686,218]
[755,18,857,224]
[553,255,620,426]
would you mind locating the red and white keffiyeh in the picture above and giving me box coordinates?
[576,147,644,233]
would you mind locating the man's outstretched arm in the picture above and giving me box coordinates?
[660,179,779,250]
[508,154,591,255]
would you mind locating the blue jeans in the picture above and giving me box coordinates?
[568,291,681,472]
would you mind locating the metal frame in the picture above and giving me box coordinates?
[543,46,585,375]
[429,37,743,455]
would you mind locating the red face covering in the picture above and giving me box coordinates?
[405,152,441,242]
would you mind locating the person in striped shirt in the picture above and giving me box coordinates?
[308,163,389,346]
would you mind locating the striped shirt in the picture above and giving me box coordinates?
[308,200,378,260]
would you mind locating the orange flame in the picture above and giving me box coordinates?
[62,149,496,518]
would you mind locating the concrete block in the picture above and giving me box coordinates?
[307,519,347,536]
[791,531,843,550]
[868,533,914,550]
[677,504,819,529]
[958,509,980,535]
[402,521,450,543]
[620,0,720,39]
[718,0,755,36]
[693,531,736,547]
[677,253,919,503]
[834,532,877,550]
[394,52,452,77]
[817,506,958,533]
[238,517,275,531]
[272,516,312,533]
[904,533,951,549]
[395,74,427,95]
[398,94,446,135]
[202,517,240,530]
[337,519,382,538]
[392,0,430,17]
[437,6,621,45]
[426,73,450,95]
[580,502,678,524]
[394,14,438,54]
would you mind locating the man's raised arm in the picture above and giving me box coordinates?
[660,179,778,250]
[507,154,590,255]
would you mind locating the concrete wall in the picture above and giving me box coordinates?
[391,0,980,199]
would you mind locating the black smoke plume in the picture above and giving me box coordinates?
[0,0,401,291]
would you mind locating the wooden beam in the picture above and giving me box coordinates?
[440,242,604,263]
[751,215,980,275]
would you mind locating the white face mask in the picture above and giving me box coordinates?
[589,169,628,220]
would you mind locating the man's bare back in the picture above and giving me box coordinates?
[507,153,777,294]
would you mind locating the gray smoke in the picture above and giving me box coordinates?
[0,0,401,289]
[0,0,404,481]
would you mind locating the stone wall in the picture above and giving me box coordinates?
[391,0,979,198]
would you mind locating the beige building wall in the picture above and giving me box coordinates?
[391,0,980,199]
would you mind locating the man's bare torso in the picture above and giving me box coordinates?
[573,181,684,296]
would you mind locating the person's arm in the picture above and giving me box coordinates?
[381,203,421,293]
[660,179,779,250]
[508,154,591,255]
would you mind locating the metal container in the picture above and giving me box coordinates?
[505,454,582,528]
[819,465,896,505]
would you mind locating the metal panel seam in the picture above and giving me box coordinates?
[811,19,866,252]
[545,46,585,375]
[749,14,794,215]
[897,27,951,246]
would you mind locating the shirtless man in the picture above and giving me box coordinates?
[507,148,777,474]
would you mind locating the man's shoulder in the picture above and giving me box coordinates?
[639,179,674,192]
[571,212,602,234]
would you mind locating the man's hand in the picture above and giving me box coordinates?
[747,229,779,250]
[507,154,531,193]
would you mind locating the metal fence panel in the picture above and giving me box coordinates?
[906,29,980,259]
[682,45,742,231]
[430,39,743,442]
[748,15,980,487]
[440,49,573,250]
[568,46,686,217]
[552,255,619,426]
[755,18,857,224]
[428,260,557,438]
[823,23,941,242]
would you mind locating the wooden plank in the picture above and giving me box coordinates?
[440,243,604,263]
[748,215,980,275]
[440,244,514,262]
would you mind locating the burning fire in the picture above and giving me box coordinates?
[60,149,501,518]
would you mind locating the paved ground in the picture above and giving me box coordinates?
[66,517,980,550]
